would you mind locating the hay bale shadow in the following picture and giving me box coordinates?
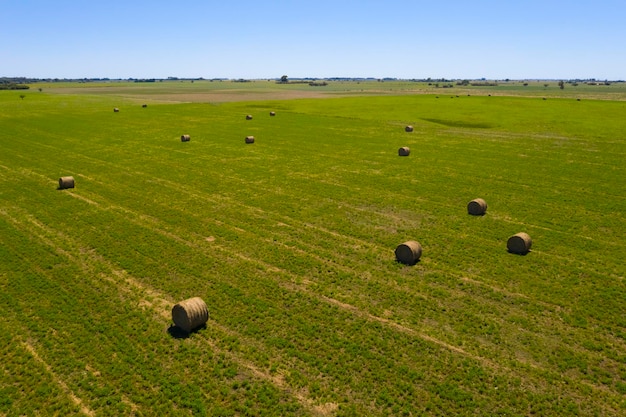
[507,249,531,256]
[396,258,421,266]
[167,323,206,339]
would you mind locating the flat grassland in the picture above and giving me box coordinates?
[1,80,625,416]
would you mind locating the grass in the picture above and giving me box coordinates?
[1,82,625,416]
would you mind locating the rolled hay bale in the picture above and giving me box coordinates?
[398,146,410,156]
[58,176,75,189]
[246,114,253,120]
[270,111,276,116]
[181,134,191,142]
[113,108,119,112]
[172,297,209,333]
[467,198,487,215]
[507,232,532,254]
[405,125,414,132]
[245,135,255,144]
[395,241,422,265]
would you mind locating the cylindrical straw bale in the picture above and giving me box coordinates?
[246,114,253,120]
[113,108,119,112]
[181,134,191,142]
[245,136,255,144]
[172,297,209,333]
[395,240,422,265]
[507,232,532,254]
[405,125,414,132]
[58,176,75,189]
[269,111,276,116]
[398,146,410,156]
[467,198,487,215]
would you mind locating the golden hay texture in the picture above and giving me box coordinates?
[58,176,75,189]
[246,114,253,120]
[398,147,410,156]
[172,297,209,333]
[467,198,488,215]
[507,232,532,254]
[181,134,191,142]
[395,240,422,265]
[245,136,255,144]
[405,125,414,132]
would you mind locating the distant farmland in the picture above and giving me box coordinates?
[1,81,625,416]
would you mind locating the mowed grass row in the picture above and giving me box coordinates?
[1,90,625,415]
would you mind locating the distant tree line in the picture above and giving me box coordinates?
[0,78,30,90]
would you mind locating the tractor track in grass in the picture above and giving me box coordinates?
[12,162,623,316]
[19,340,96,417]
[9,184,624,406]
[3,175,624,412]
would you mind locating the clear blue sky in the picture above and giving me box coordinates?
[2,0,624,80]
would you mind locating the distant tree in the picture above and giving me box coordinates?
[280,75,288,83]
[544,83,549,88]
[558,80,565,89]
[20,94,25,99]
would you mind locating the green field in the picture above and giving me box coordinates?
[1,81,625,416]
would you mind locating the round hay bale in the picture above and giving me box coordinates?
[172,297,209,333]
[246,114,253,120]
[270,111,276,116]
[113,108,119,112]
[58,176,75,189]
[398,146,410,156]
[245,136,255,144]
[405,125,414,132]
[467,198,487,215]
[181,134,191,142]
[395,241,422,265]
[507,232,532,254]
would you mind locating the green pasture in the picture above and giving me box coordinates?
[0,84,625,416]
